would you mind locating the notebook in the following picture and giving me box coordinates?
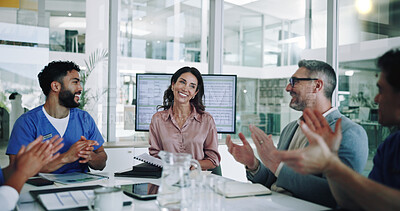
[30,185,133,210]
[134,153,163,168]
[39,172,108,185]
[115,163,162,178]
[216,181,272,198]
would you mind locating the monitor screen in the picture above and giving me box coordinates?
[135,73,237,133]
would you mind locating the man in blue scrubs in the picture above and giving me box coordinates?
[7,61,107,173]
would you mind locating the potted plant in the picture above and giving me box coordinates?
[79,48,108,110]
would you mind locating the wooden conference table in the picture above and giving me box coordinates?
[16,172,328,211]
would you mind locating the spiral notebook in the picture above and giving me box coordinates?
[134,153,163,168]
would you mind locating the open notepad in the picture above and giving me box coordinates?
[30,186,132,210]
[134,153,163,168]
[216,181,272,198]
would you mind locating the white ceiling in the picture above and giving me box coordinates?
[243,0,306,21]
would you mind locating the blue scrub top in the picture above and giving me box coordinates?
[6,105,104,173]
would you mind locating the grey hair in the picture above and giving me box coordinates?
[298,59,336,100]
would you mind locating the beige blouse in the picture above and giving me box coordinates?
[148,106,221,166]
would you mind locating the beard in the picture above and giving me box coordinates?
[289,99,307,111]
[289,91,315,111]
[59,88,80,108]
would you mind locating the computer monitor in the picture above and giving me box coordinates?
[135,73,237,133]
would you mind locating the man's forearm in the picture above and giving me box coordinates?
[88,151,107,170]
[4,171,30,193]
[326,157,400,211]
[1,165,14,182]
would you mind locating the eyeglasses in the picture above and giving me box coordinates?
[289,77,318,87]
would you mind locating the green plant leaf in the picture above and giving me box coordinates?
[79,48,108,110]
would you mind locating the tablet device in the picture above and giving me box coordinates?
[121,183,159,200]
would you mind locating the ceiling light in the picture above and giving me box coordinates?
[132,29,151,36]
[224,0,258,6]
[356,0,372,14]
[338,91,350,95]
[120,25,151,36]
[59,21,86,28]
[345,70,354,76]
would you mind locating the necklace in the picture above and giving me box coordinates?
[173,106,190,122]
[176,114,189,121]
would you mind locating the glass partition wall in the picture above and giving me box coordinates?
[1,0,400,174]
[337,0,399,175]
[116,0,208,139]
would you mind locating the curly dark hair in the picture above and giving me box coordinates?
[377,48,400,92]
[38,61,81,97]
[157,66,205,114]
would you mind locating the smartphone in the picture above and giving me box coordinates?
[26,178,54,186]
[121,183,159,200]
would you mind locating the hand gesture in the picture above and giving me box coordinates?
[302,108,342,153]
[62,137,96,164]
[77,136,98,163]
[275,120,342,175]
[226,133,258,170]
[15,135,63,178]
[250,125,280,173]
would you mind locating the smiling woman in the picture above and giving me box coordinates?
[148,67,221,172]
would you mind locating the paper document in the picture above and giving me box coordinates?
[217,181,271,198]
[39,172,108,185]
[38,190,132,210]
[134,153,163,168]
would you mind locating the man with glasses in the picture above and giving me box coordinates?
[276,49,400,210]
[226,60,368,207]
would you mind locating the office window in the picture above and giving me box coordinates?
[0,1,49,113]
[337,0,400,175]
[310,0,327,49]
[48,0,87,54]
[339,0,398,45]
[119,0,205,62]
[0,0,90,143]
[222,0,328,140]
[116,0,209,140]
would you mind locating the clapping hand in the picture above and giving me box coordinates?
[249,125,280,173]
[302,108,342,153]
[15,135,64,178]
[226,133,258,170]
[77,136,98,163]
[274,109,343,175]
[62,136,98,164]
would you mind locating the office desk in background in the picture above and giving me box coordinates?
[17,172,328,211]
